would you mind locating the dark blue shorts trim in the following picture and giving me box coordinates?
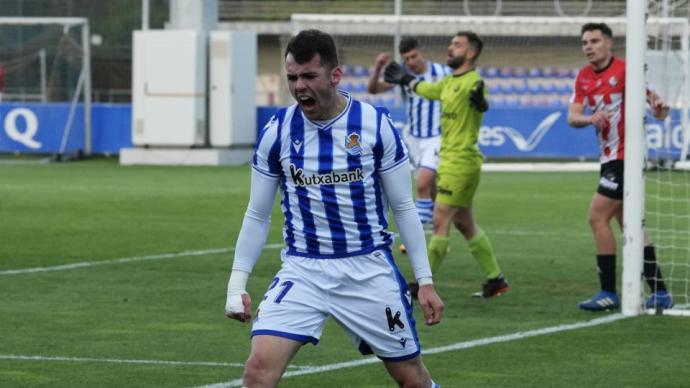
[377,350,421,362]
[418,165,437,173]
[251,329,319,345]
[285,245,391,259]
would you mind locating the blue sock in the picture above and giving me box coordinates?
[416,198,434,226]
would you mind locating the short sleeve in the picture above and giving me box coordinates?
[571,71,585,104]
[374,107,408,173]
[252,109,285,177]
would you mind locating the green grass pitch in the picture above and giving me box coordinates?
[1,158,689,387]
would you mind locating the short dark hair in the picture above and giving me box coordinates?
[456,31,483,60]
[284,29,339,69]
[581,22,613,38]
[398,37,420,54]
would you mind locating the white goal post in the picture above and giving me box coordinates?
[0,17,92,156]
[622,2,647,317]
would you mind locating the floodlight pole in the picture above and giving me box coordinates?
[622,0,647,316]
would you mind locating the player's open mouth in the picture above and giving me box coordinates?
[299,96,316,109]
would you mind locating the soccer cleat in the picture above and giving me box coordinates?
[472,275,510,298]
[645,291,674,309]
[578,290,620,311]
[408,282,419,300]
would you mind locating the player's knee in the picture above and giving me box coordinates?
[243,353,277,385]
[386,356,432,387]
[588,211,610,229]
[453,218,468,234]
[416,184,431,197]
[433,216,450,234]
[453,215,476,237]
[398,372,432,388]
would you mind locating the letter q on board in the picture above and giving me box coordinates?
[4,108,42,149]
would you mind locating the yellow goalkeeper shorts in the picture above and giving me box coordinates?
[435,158,481,208]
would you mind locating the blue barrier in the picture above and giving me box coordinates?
[257,106,683,160]
[0,102,683,160]
[0,103,131,154]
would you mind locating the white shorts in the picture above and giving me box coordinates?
[405,134,440,171]
[251,249,421,361]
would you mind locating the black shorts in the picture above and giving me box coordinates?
[597,160,624,200]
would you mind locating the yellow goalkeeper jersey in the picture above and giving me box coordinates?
[414,70,486,167]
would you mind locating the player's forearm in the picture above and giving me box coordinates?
[412,80,441,100]
[567,111,592,128]
[380,163,433,281]
[232,207,271,272]
[567,103,592,128]
[367,67,391,94]
[394,206,432,280]
[231,169,277,273]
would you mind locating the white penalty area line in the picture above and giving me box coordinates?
[0,354,308,370]
[0,243,285,276]
[198,313,628,388]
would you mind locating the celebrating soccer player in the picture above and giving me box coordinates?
[368,38,451,253]
[568,22,673,311]
[224,29,444,387]
[384,31,509,299]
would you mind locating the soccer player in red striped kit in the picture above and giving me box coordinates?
[568,22,673,311]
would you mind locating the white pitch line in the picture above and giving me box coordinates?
[1,229,587,276]
[0,243,285,276]
[0,230,590,276]
[198,313,628,388]
[0,354,308,369]
[491,229,591,238]
[0,354,245,368]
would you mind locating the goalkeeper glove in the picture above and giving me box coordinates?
[469,80,489,112]
[384,62,416,86]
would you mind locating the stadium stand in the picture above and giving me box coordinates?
[338,65,576,108]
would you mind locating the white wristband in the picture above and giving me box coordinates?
[227,269,250,295]
[225,269,250,314]
[417,276,433,286]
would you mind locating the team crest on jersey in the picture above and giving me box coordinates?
[345,133,363,155]
[608,76,618,87]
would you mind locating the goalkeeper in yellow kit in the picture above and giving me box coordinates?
[384,31,509,298]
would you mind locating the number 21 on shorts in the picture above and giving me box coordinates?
[262,277,294,304]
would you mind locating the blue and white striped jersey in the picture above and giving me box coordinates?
[253,92,409,259]
[403,61,451,139]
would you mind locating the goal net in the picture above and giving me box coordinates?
[290,11,690,316]
[639,4,690,316]
[0,17,92,158]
